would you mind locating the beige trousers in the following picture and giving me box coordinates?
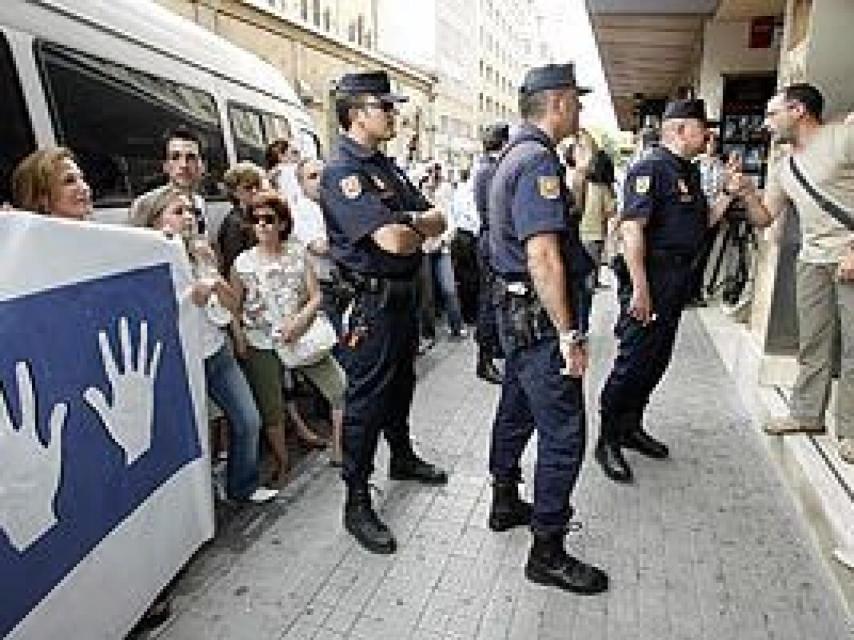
[791,260,854,440]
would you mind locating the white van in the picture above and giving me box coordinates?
[0,0,319,228]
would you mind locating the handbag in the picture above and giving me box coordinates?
[273,311,337,368]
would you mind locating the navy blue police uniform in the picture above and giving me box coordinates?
[487,63,607,595]
[320,71,447,555]
[597,99,710,482]
[472,123,510,381]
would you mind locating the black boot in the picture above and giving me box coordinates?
[525,531,609,594]
[488,480,533,531]
[476,350,503,384]
[344,486,397,554]
[389,453,448,485]
[595,415,632,483]
[621,413,669,459]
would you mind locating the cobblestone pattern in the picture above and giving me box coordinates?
[151,293,853,640]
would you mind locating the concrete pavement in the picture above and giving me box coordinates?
[147,291,852,640]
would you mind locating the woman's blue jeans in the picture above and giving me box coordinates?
[205,342,262,500]
[431,251,464,333]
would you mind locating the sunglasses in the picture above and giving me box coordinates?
[304,172,320,180]
[253,213,278,225]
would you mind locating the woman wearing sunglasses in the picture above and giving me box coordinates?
[231,191,346,483]
[137,187,278,505]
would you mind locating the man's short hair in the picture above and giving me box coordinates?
[519,90,552,120]
[335,94,363,131]
[783,83,824,120]
[164,126,203,156]
[264,139,290,170]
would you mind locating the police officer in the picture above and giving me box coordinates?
[320,71,449,554]
[596,99,727,483]
[488,63,608,594]
[472,122,510,384]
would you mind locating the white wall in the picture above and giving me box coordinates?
[805,0,854,117]
[698,19,781,120]
[377,0,437,68]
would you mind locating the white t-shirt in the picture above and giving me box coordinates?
[270,163,301,210]
[451,180,480,235]
[292,195,334,281]
[233,241,309,350]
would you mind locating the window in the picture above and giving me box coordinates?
[312,0,321,26]
[297,129,321,160]
[440,115,448,133]
[357,15,365,46]
[300,0,308,20]
[37,41,227,205]
[262,113,292,143]
[228,103,266,165]
[0,34,35,205]
[323,7,331,31]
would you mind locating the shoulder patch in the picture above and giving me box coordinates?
[634,175,651,195]
[340,175,362,199]
[538,176,561,200]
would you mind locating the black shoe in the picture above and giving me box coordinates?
[488,480,533,531]
[525,533,609,595]
[389,455,448,485]
[477,354,503,385]
[622,429,669,459]
[344,489,397,554]
[594,439,633,483]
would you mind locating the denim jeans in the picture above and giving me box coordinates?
[205,341,262,500]
[431,251,464,333]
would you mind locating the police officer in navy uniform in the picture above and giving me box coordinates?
[473,122,510,384]
[320,71,449,554]
[488,63,608,594]
[596,99,727,483]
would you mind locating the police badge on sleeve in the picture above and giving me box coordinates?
[634,176,651,194]
[340,175,362,199]
[538,176,560,200]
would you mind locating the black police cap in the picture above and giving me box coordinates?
[482,122,510,146]
[520,63,591,96]
[663,99,707,123]
[336,70,408,103]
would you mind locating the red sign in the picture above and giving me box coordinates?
[750,16,775,49]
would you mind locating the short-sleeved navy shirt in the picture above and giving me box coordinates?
[621,146,708,256]
[320,135,430,278]
[488,124,570,278]
[473,154,498,227]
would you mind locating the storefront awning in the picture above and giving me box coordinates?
[587,0,718,129]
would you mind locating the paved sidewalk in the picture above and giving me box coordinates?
[151,292,852,640]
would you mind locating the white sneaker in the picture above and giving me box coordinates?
[248,487,279,503]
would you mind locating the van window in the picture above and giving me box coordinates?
[0,35,36,205]
[262,113,292,143]
[36,41,227,206]
[229,103,266,166]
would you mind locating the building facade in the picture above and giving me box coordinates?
[156,0,436,161]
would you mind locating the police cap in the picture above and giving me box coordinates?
[336,70,408,103]
[662,99,707,123]
[520,63,591,96]
[482,122,510,147]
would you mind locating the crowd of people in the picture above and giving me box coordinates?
[5,58,853,628]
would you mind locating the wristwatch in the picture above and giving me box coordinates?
[559,329,587,347]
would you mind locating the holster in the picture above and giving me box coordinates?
[494,278,553,350]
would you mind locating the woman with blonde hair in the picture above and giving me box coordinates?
[12,147,92,219]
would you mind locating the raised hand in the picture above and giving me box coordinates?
[0,361,67,551]
[84,317,162,465]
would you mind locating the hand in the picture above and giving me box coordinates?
[559,342,588,378]
[190,280,215,306]
[838,249,854,282]
[0,361,67,551]
[629,283,654,325]
[278,316,303,343]
[417,209,447,238]
[84,317,163,465]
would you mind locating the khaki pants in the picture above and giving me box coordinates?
[791,260,854,440]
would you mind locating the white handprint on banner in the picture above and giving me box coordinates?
[0,361,67,552]
[84,317,162,465]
